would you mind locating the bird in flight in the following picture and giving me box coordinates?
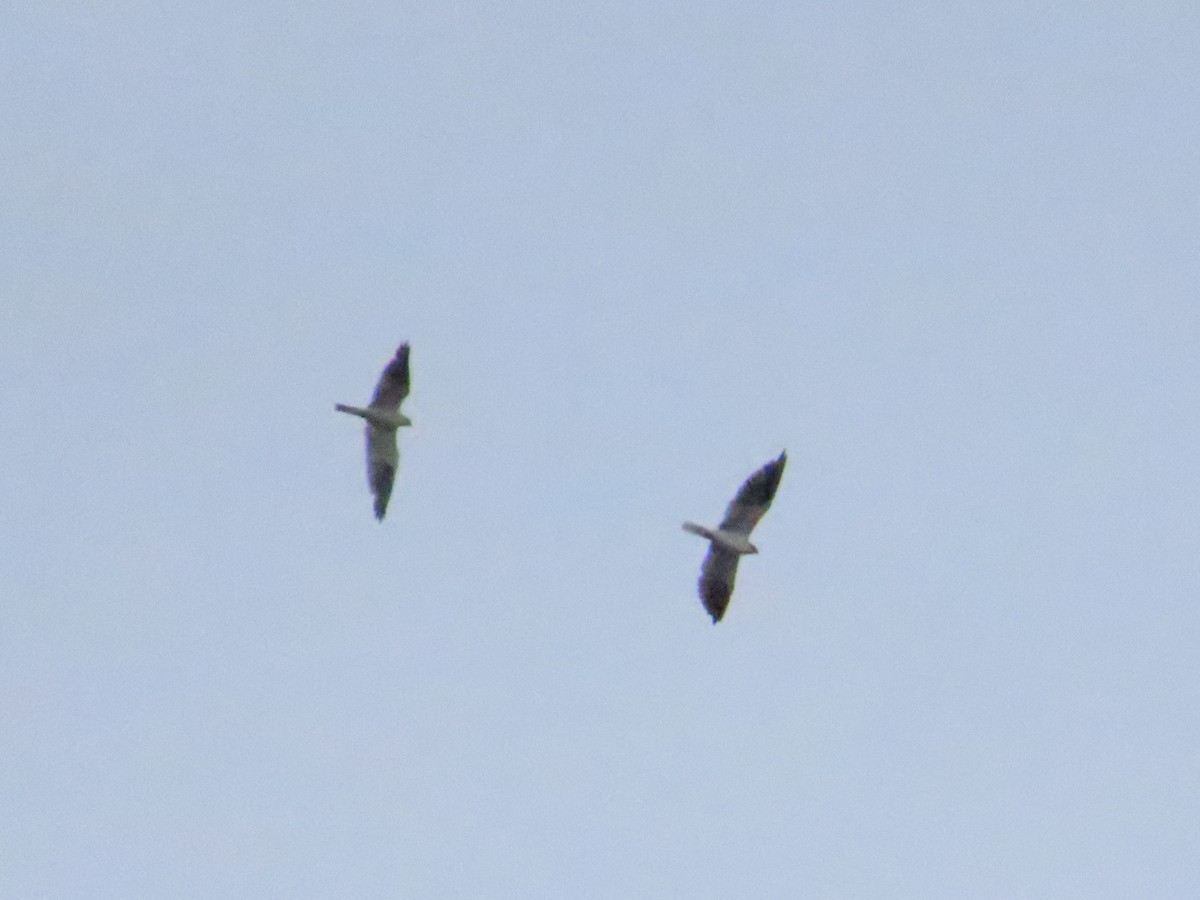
[336,343,412,520]
[682,451,787,622]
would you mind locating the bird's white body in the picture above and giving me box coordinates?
[681,522,758,555]
[334,404,412,430]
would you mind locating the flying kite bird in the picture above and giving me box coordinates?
[335,343,412,520]
[682,451,787,623]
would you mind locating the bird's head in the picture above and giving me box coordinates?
[398,413,413,427]
[746,542,760,555]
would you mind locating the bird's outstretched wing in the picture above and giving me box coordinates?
[367,427,399,520]
[698,545,740,623]
[369,343,411,411]
[718,451,787,536]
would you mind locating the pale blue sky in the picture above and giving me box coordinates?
[4,2,1199,897]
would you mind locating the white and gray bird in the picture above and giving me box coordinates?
[335,343,412,520]
[683,451,787,622]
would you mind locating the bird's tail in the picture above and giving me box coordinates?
[682,522,716,541]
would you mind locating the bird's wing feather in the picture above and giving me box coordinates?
[718,451,787,535]
[698,545,740,622]
[369,343,411,411]
[366,425,399,520]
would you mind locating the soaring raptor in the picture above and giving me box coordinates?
[683,451,786,622]
[336,343,412,520]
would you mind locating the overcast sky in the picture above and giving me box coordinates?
[4,2,1199,897]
